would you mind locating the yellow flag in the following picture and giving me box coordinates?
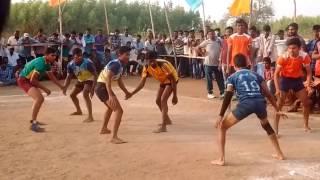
[49,0,66,7]
[229,0,250,16]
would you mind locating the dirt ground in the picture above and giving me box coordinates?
[0,77,320,180]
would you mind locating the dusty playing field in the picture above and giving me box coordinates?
[0,77,320,180]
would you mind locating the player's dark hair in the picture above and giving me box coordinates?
[288,22,299,30]
[45,47,57,55]
[117,46,131,55]
[145,51,158,60]
[263,57,271,64]
[263,25,271,32]
[313,25,320,31]
[72,48,83,56]
[225,26,233,32]
[249,26,257,32]
[235,18,246,25]
[234,54,247,68]
[286,37,301,47]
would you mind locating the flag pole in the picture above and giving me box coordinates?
[248,0,253,27]
[201,0,206,37]
[58,0,63,76]
[148,0,155,38]
[164,1,177,69]
[103,0,110,35]
[293,0,297,22]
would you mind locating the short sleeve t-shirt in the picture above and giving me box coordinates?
[19,57,51,79]
[67,58,96,82]
[142,59,179,84]
[277,51,311,78]
[227,69,265,102]
[198,39,221,66]
[97,59,123,83]
[228,33,252,66]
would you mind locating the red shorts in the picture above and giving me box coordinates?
[17,77,34,93]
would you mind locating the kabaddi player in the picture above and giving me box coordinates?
[95,46,131,144]
[17,47,65,132]
[212,54,286,166]
[128,51,178,133]
[274,37,312,134]
[63,48,98,122]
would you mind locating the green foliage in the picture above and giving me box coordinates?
[5,0,201,36]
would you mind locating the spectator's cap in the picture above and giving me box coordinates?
[23,33,30,38]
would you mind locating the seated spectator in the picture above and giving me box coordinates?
[0,56,16,86]
[6,47,19,66]
[263,57,275,95]
[14,58,24,78]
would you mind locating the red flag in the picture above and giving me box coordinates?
[49,0,66,7]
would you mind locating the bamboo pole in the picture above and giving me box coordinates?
[248,0,253,27]
[201,0,206,37]
[58,0,63,75]
[293,0,297,22]
[148,0,155,38]
[103,0,110,35]
[164,1,177,69]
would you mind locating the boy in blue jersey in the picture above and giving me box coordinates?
[211,54,286,166]
[95,46,132,144]
[63,48,97,123]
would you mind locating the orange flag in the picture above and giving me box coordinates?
[229,0,250,16]
[49,0,66,7]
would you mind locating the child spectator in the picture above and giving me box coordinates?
[263,57,275,95]
[0,56,16,86]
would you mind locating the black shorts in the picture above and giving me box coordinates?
[232,99,267,121]
[75,80,94,91]
[95,82,109,103]
[279,77,305,92]
[160,81,178,88]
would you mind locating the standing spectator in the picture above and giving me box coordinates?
[121,28,133,46]
[155,34,167,56]
[263,57,275,96]
[312,30,320,77]
[196,29,224,99]
[61,33,74,77]
[48,32,61,52]
[110,29,121,51]
[133,34,144,63]
[258,25,277,66]
[18,33,38,63]
[145,32,156,51]
[33,28,47,58]
[249,26,260,72]
[190,39,201,79]
[173,31,187,77]
[227,18,252,74]
[70,31,81,54]
[6,47,19,67]
[126,41,139,75]
[220,26,234,83]
[183,30,190,56]
[276,30,285,40]
[82,28,95,57]
[286,22,307,51]
[0,35,6,58]
[95,29,108,67]
[0,57,16,86]
[7,30,20,53]
[307,25,320,75]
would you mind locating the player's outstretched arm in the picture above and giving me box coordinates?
[168,74,178,105]
[130,77,147,98]
[62,73,72,95]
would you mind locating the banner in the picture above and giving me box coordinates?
[229,0,250,16]
[185,0,202,11]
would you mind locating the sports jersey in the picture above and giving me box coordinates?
[97,59,123,83]
[19,57,51,79]
[141,59,178,84]
[227,69,264,102]
[67,58,96,82]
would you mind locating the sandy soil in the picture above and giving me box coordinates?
[0,77,320,180]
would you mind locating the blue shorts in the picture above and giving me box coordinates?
[232,99,267,121]
[280,77,304,92]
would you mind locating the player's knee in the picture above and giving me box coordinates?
[37,95,44,104]
[82,90,90,98]
[160,99,168,107]
[261,121,275,135]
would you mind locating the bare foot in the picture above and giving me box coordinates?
[110,137,127,144]
[100,128,111,134]
[304,127,312,133]
[153,127,167,133]
[210,159,225,166]
[272,154,285,160]
[70,111,82,116]
[83,117,94,123]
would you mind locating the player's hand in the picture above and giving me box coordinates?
[108,95,118,110]
[172,95,178,105]
[215,116,223,129]
[125,92,132,100]
[276,111,288,119]
[275,90,280,97]
[44,88,51,96]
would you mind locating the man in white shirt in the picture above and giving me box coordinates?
[6,47,19,67]
[7,30,20,53]
[258,25,276,66]
[121,28,133,46]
